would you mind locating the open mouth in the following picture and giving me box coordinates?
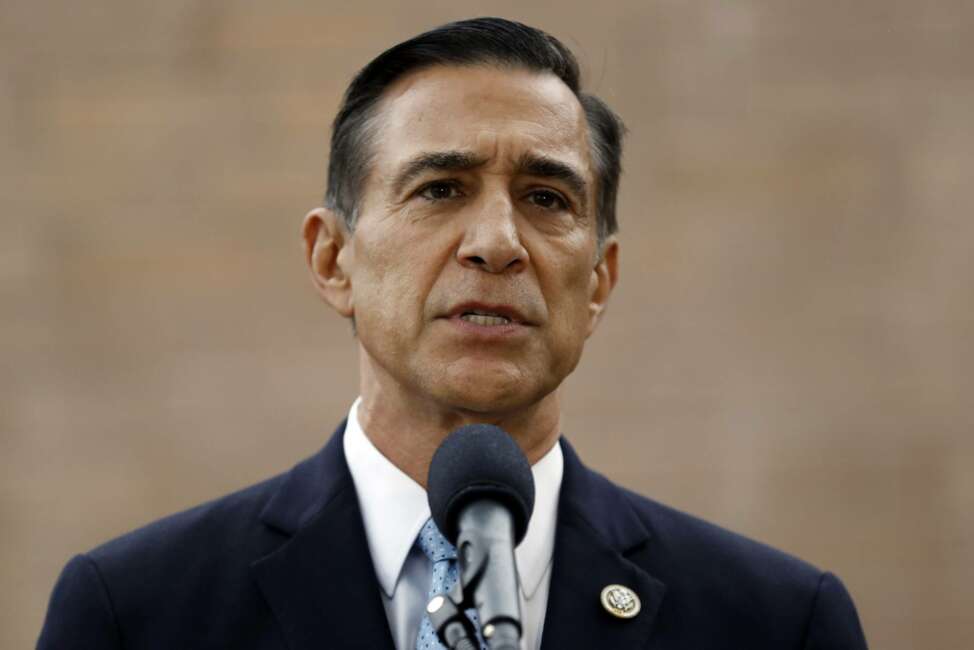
[459,310,512,326]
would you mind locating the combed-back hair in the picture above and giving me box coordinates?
[324,17,626,243]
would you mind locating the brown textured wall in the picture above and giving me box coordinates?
[3,2,973,648]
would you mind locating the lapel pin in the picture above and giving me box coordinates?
[600,584,641,619]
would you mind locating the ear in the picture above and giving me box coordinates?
[302,207,354,318]
[586,237,619,336]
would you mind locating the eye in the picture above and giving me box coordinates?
[418,181,463,201]
[527,189,569,211]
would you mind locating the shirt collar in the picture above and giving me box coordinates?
[342,397,563,600]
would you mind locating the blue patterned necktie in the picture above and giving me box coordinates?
[415,518,486,650]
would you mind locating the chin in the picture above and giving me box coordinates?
[445,391,525,415]
[429,365,551,416]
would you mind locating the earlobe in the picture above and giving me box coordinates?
[587,238,619,336]
[301,207,354,318]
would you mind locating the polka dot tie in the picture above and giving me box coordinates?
[415,518,487,650]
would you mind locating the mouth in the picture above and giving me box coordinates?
[444,302,531,327]
[459,310,512,326]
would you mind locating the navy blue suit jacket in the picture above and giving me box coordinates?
[38,424,868,649]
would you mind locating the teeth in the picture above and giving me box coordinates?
[461,313,511,326]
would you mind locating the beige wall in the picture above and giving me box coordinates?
[3,2,972,648]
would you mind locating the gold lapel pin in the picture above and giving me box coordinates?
[600,584,641,619]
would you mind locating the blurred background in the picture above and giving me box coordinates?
[2,1,972,648]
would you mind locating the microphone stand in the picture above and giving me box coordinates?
[427,501,524,650]
[426,579,480,650]
[427,571,522,650]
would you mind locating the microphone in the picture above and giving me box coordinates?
[427,424,535,650]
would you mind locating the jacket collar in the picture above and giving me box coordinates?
[540,438,667,649]
[251,420,396,650]
[251,425,666,650]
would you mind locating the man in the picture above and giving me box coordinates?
[38,17,868,650]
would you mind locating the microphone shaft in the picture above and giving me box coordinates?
[457,500,522,643]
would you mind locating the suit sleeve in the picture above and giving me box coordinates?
[802,571,868,650]
[37,554,123,650]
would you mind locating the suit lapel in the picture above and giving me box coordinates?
[251,423,395,650]
[541,439,666,650]
[249,426,666,649]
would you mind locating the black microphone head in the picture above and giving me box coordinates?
[427,424,536,546]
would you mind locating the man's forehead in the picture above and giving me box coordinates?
[371,64,593,175]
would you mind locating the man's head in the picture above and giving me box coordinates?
[303,18,623,420]
[324,17,625,245]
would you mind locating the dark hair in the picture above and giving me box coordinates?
[324,17,625,243]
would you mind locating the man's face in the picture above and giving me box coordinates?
[335,64,616,414]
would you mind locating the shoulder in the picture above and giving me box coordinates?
[620,484,823,587]
[567,457,825,592]
[89,472,287,570]
[81,471,290,611]
[39,430,352,648]
[38,471,293,649]
[561,453,867,648]
[616,481,867,648]
[85,423,351,577]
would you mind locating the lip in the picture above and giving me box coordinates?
[443,301,532,325]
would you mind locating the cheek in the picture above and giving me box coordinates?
[350,236,402,326]
[543,259,598,346]
[351,225,447,331]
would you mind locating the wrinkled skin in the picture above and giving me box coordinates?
[303,65,618,483]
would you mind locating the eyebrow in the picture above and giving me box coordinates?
[391,151,488,197]
[390,149,589,210]
[515,153,589,210]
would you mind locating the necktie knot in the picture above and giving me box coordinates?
[417,518,457,563]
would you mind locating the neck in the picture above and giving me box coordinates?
[355,349,562,487]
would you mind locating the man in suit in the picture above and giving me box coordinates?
[38,17,868,649]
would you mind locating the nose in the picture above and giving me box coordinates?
[456,195,529,273]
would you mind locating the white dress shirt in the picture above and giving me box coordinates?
[343,397,563,650]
